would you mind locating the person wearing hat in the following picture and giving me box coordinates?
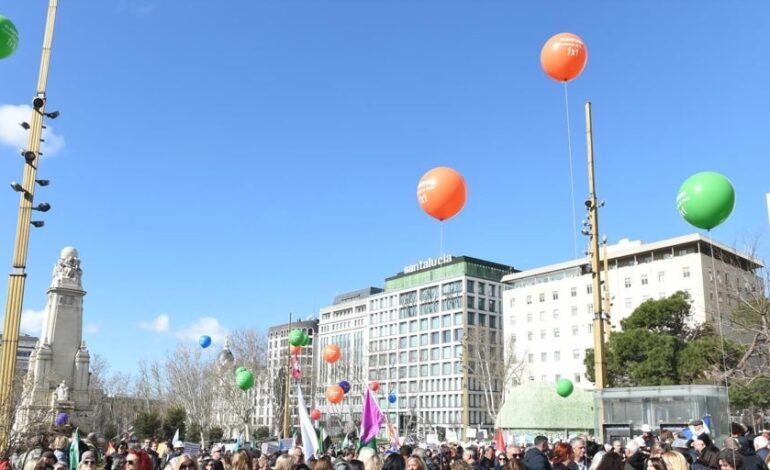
[163,442,185,470]
[80,451,98,470]
[640,426,656,449]
[210,445,226,470]
[690,420,710,438]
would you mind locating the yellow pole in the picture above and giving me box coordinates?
[284,313,292,439]
[603,240,611,342]
[585,102,606,389]
[0,0,59,451]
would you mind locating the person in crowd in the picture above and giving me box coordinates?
[255,455,269,470]
[640,427,657,449]
[659,433,674,446]
[498,454,509,469]
[693,447,721,470]
[463,448,481,470]
[660,452,687,470]
[569,438,590,470]
[290,447,305,467]
[507,447,523,462]
[623,438,646,470]
[719,450,745,470]
[450,462,470,470]
[645,457,666,470]
[209,445,225,470]
[479,448,495,470]
[163,443,184,470]
[52,436,70,467]
[551,443,573,470]
[127,449,153,470]
[611,443,623,458]
[407,456,427,470]
[727,430,769,470]
[383,455,406,470]
[78,452,99,470]
[690,420,710,438]
[144,441,160,470]
[171,455,197,470]
[231,451,251,470]
[754,437,769,462]
[588,452,605,470]
[315,458,333,470]
[594,452,622,470]
[504,458,525,470]
[401,448,414,460]
[525,437,552,470]
[350,460,365,470]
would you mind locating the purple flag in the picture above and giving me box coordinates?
[360,389,384,444]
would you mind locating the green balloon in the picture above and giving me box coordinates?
[556,378,573,398]
[677,172,735,230]
[288,329,304,347]
[0,16,18,59]
[236,369,254,391]
[235,366,247,375]
[301,333,311,346]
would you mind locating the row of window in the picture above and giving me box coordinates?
[370,345,465,367]
[528,373,582,384]
[369,328,465,352]
[371,313,464,338]
[521,324,593,341]
[370,361,463,379]
[318,318,364,333]
[526,348,583,363]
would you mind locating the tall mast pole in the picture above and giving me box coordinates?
[284,312,292,439]
[0,0,60,451]
[585,101,607,390]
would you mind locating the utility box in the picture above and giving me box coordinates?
[594,385,728,442]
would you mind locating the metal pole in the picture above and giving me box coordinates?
[585,102,607,390]
[284,313,292,440]
[602,240,611,342]
[0,0,59,451]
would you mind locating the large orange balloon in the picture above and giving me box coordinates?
[290,345,301,355]
[417,167,467,221]
[540,33,587,82]
[325,384,344,404]
[323,344,341,364]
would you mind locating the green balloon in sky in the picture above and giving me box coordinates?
[288,329,304,347]
[0,16,18,60]
[676,172,735,230]
[301,332,311,346]
[236,369,254,391]
[556,378,573,398]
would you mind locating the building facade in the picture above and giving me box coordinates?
[501,234,763,389]
[267,319,318,436]
[316,287,382,435]
[363,255,517,440]
[0,333,38,371]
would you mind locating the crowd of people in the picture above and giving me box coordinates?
[7,421,770,470]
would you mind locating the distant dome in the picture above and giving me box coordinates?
[60,247,79,259]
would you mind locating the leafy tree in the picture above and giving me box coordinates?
[252,427,270,441]
[585,291,741,386]
[188,422,203,445]
[133,411,162,439]
[209,427,224,443]
[162,406,186,441]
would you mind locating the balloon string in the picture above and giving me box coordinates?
[707,230,733,432]
[440,221,444,256]
[563,81,579,260]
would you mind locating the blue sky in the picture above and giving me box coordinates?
[0,1,768,374]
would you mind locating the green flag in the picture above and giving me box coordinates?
[69,428,80,470]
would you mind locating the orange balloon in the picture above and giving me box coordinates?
[290,345,301,355]
[325,384,344,404]
[416,167,467,221]
[540,33,588,82]
[323,344,341,364]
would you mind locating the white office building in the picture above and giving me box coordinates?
[365,255,517,440]
[501,234,763,389]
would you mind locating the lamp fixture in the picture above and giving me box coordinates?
[20,122,30,130]
[35,179,50,187]
[32,203,51,212]
[44,111,59,119]
[10,182,25,193]
[21,150,36,163]
[32,96,45,110]
[30,221,45,228]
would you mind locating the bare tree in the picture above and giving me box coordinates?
[2,371,53,461]
[163,344,215,447]
[461,327,526,425]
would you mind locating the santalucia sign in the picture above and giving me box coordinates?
[403,255,454,274]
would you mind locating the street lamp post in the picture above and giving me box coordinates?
[0,0,60,450]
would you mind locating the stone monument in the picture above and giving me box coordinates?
[17,247,93,429]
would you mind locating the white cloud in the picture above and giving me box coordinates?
[0,104,66,156]
[20,308,46,336]
[139,314,170,333]
[175,317,228,345]
[117,0,158,16]
[84,323,100,334]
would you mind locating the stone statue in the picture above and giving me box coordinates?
[52,247,82,284]
[55,381,69,402]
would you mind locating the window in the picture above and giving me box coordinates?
[553,309,559,319]
[625,298,632,309]
[541,352,547,362]
[431,332,440,344]
[526,295,532,305]
[527,331,533,341]
[467,280,474,293]
[573,349,580,359]
[552,290,559,300]
[554,351,561,361]
[571,287,577,297]
[540,329,546,339]
[658,271,665,283]
[586,284,592,294]
[571,306,578,316]
[572,326,579,336]
[539,293,545,302]
[526,312,532,323]
[553,328,560,338]
[478,282,486,295]
[574,374,581,383]
[528,354,533,364]
[683,266,691,278]
[641,274,648,285]
[586,304,593,314]
[539,311,545,321]
[509,298,515,307]
[478,298,486,311]
[478,313,486,326]
[624,277,632,288]
[489,300,496,313]
[467,296,475,309]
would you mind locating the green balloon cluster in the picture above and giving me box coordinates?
[556,378,573,398]
[301,332,311,346]
[0,16,18,60]
[289,328,310,347]
[236,368,254,391]
[677,172,735,230]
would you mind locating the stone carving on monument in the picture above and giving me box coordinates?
[16,247,93,431]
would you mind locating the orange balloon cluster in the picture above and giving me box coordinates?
[323,344,341,364]
[290,345,301,355]
[540,32,588,82]
[417,167,467,221]
[325,384,344,404]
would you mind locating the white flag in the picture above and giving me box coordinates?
[172,428,180,445]
[296,384,319,457]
